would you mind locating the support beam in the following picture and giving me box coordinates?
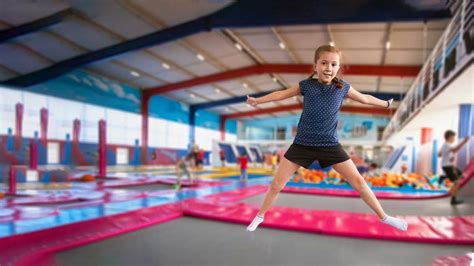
[144,64,420,96]
[220,116,226,141]
[141,94,150,164]
[189,106,197,145]
[0,10,69,43]
[2,0,448,87]
[192,92,269,110]
[3,16,211,87]
[223,104,395,119]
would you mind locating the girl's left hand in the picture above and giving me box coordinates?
[247,95,258,106]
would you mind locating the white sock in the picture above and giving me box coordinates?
[380,215,408,231]
[246,214,264,232]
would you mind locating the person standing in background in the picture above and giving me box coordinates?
[438,130,471,205]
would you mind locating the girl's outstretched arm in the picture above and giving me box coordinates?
[247,84,300,106]
[346,86,393,108]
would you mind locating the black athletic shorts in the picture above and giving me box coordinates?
[442,166,461,182]
[284,143,350,169]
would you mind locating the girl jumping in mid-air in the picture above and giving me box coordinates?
[246,44,408,232]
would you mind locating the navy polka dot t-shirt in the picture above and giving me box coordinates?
[293,78,350,147]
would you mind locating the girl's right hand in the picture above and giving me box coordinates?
[247,95,258,106]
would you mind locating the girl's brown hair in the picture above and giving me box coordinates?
[308,44,344,89]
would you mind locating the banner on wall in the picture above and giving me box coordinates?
[337,115,387,141]
[27,70,141,114]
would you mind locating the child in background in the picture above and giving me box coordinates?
[367,163,381,176]
[438,130,470,205]
[219,149,226,167]
[175,154,194,189]
[239,154,249,181]
[197,149,204,169]
[271,152,278,173]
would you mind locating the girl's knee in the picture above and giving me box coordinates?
[270,179,285,192]
[351,177,365,192]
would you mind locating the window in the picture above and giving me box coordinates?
[276,127,286,140]
[116,148,129,164]
[47,142,60,164]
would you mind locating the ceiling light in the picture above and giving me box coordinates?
[272,77,278,83]
[385,41,391,50]
[235,43,243,51]
[329,41,335,46]
[279,42,286,50]
[243,83,248,88]
[162,63,170,69]
[130,71,140,77]
[190,93,196,98]
[214,88,221,93]
[197,53,205,61]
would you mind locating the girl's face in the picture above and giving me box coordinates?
[314,51,341,84]
[447,135,456,143]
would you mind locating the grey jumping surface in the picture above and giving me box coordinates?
[242,179,474,216]
[459,176,474,197]
[241,192,474,216]
[55,217,471,266]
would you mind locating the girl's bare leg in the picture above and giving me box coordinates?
[332,159,386,219]
[247,157,299,231]
[332,159,407,231]
[257,157,300,216]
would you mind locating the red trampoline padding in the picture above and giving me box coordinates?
[281,186,447,200]
[0,203,183,266]
[204,185,268,202]
[182,199,474,245]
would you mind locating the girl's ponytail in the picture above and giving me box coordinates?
[332,77,344,89]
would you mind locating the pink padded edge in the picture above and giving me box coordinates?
[204,185,268,202]
[182,199,474,245]
[0,203,183,266]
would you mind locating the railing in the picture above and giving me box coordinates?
[382,0,473,141]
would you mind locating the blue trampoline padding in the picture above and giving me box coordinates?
[0,208,15,217]
[286,182,448,195]
[75,191,105,200]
